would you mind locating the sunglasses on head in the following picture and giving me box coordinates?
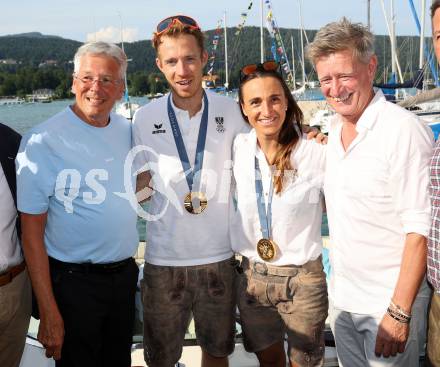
[155,15,200,35]
[240,60,281,82]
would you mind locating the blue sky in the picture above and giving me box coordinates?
[0,0,433,42]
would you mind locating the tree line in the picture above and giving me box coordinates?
[0,27,433,98]
[0,65,168,98]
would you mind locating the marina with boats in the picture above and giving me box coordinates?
[113,0,440,136]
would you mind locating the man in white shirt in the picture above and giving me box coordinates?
[133,15,246,367]
[307,18,433,366]
[0,123,31,367]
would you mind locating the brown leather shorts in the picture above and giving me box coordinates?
[238,256,328,366]
[141,257,237,366]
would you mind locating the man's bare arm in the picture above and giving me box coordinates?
[21,212,64,360]
[375,233,427,358]
[136,171,153,203]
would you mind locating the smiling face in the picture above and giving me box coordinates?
[315,49,377,125]
[71,54,124,127]
[433,7,440,63]
[156,34,207,107]
[240,76,288,141]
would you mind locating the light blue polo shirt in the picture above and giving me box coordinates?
[17,107,138,263]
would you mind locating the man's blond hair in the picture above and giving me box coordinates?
[306,17,374,65]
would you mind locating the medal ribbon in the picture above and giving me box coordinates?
[167,91,209,193]
[255,157,274,240]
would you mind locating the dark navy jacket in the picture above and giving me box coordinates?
[0,123,21,236]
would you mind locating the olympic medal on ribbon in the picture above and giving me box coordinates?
[184,192,207,214]
[257,238,277,261]
[168,93,209,215]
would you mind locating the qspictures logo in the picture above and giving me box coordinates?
[17,137,326,222]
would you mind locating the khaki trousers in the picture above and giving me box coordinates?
[428,292,440,367]
[0,269,32,367]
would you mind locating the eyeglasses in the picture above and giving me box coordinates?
[239,60,281,82]
[155,15,200,36]
[73,74,122,87]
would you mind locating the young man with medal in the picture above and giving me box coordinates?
[230,61,328,366]
[132,15,247,367]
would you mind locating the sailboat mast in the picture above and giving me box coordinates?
[260,0,264,62]
[224,11,229,90]
[118,13,127,93]
[300,29,305,86]
[118,12,132,115]
[390,0,397,81]
[419,0,426,70]
[367,0,371,30]
[298,0,306,87]
[297,0,307,86]
[291,36,296,87]
[379,0,404,82]
[408,0,439,86]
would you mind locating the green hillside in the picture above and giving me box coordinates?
[0,28,434,97]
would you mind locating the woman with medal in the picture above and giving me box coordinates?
[231,61,328,367]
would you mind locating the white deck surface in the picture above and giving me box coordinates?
[20,338,339,367]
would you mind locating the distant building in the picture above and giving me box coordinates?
[38,60,58,68]
[0,59,17,65]
[31,89,54,102]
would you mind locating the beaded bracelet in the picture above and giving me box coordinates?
[390,300,411,318]
[387,307,411,324]
[387,309,410,324]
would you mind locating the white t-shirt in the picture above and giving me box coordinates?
[132,91,248,266]
[0,164,21,272]
[230,129,326,266]
[325,89,433,314]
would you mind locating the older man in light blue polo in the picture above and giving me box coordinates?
[17,42,139,367]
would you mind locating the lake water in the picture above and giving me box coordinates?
[0,89,324,135]
[0,97,150,135]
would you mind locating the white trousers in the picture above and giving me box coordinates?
[329,295,429,367]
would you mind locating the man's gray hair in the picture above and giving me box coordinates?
[306,17,375,65]
[73,42,127,79]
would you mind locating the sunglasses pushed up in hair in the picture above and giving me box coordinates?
[155,15,201,36]
[239,60,281,82]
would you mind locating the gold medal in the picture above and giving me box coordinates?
[257,238,277,261]
[184,192,207,214]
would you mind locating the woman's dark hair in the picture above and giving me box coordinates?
[238,70,303,194]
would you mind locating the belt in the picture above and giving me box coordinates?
[242,256,323,277]
[49,257,133,274]
[0,261,26,287]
